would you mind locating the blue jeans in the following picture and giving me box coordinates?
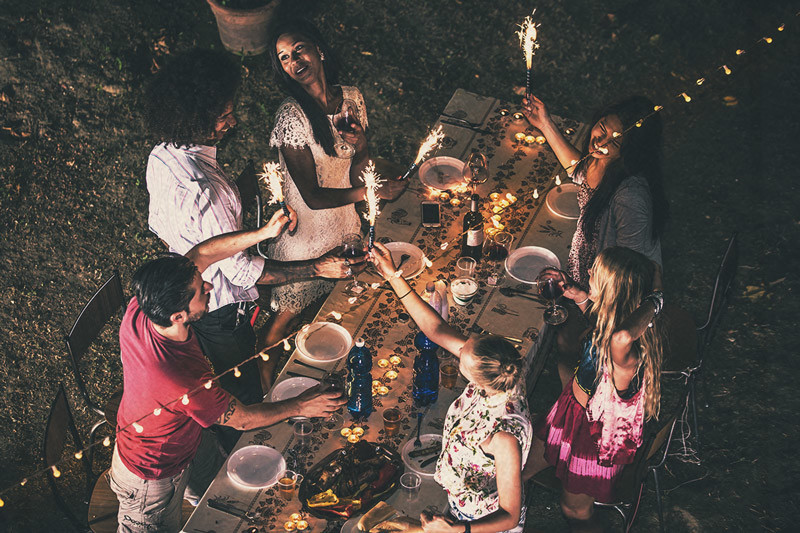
[108,431,225,532]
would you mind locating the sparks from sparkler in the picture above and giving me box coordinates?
[415,126,446,165]
[516,10,540,98]
[360,161,384,249]
[260,161,292,218]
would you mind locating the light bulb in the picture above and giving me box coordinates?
[74,450,83,459]
[722,65,732,75]
[205,380,213,389]
[654,105,664,111]
[153,408,162,416]
[696,77,705,85]
[533,188,539,199]
[260,352,270,361]
[681,92,692,103]
[181,394,189,405]
[555,175,562,185]
[103,436,111,447]
[233,367,241,378]
[440,242,449,250]
[283,339,291,351]
[736,49,745,55]
[52,466,61,478]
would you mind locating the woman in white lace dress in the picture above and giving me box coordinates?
[263,19,406,367]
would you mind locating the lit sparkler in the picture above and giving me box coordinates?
[399,126,445,181]
[516,10,540,100]
[260,162,292,219]
[360,161,384,249]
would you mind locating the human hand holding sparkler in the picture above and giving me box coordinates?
[259,205,297,240]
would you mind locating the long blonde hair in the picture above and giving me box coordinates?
[589,247,663,420]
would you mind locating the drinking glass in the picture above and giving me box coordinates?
[382,408,402,437]
[483,231,513,262]
[440,357,459,389]
[292,420,313,448]
[463,152,488,192]
[333,98,359,158]
[400,472,421,503]
[321,372,346,430]
[451,257,478,306]
[278,470,304,501]
[536,268,567,325]
[341,233,367,295]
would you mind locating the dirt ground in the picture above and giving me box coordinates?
[1,0,798,531]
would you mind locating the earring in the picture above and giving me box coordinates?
[320,52,326,61]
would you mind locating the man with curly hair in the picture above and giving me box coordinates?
[144,49,360,410]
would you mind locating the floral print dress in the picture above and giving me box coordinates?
[434,383,533,520]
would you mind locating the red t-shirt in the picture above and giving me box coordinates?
[116,298,230,480]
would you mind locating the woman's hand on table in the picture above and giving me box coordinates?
[420,511,459,533]
[369,241,398,280]
[292,386,347,419]
[260,205,298,240]
[377,175,409,201]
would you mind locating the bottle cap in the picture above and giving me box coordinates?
[426,281,436,292]
[355,338,365,347]
[471,193,480,202]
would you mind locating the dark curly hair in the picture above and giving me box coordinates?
[267,18,340,157]
[132,253,197,328]
[146,49,241,148]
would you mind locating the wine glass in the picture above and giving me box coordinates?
[321,371,346,430]
[463,152,488,192]
[332,98,359,158]
[341,233,367,295]
[536,268,568,325]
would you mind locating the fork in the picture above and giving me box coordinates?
[414,411,424,447]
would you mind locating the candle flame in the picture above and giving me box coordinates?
[360,161,384,224]
[260,162,284,204]
[414,126,445,164]
[516,11,540,69]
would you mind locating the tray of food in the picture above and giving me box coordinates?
[300,440,404,520]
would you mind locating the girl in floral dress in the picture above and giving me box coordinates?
[370,242,533,533]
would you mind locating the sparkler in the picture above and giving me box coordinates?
[399,126,445,181]
[260,162,292,219]
[516,10,540,100]
[360,161,384,249]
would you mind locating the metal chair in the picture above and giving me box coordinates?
[43,382,117,532]
[64,270,125,463]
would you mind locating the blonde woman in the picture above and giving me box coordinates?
[370,242,533,533]
[522,247,664,532]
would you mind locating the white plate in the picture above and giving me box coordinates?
[401,433,443,478]
[226,445,286,489]
[505,246,561,284]
[384,242,425,279]
[418,156,465,190]
[269,377,319,403]
[296,322,353,362]
[545,183,580,219]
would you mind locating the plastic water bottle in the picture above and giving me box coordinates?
[346,338,373,419]
[412,330,439,406]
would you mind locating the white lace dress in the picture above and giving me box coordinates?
[267,86,366,313]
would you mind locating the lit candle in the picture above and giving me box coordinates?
[499,108,510,116]
[296,520,309,531]
[514,132,526,141]
[492,206,502,214]
[377,385,390,396]
[492,214,502,221]
[499,200,509,208]
[486,227,499,237]
[385,370,398,380]
[455,184,469,194]
[439,192,450,202]
[535,136,546,144]
[490,192,500,201]
[348,433,360,443]
[513,112,525,122]
[506,193,517,203]
[285,520,297,531]
[290,513,303,522]
[450,198,461,207]
[524,135,536,145]
[352,426,365,437]
[389,355,402,365]
[341,427,352,437]
[372,379,382,388]
[377,358,390,368]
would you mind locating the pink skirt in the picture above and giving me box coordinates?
[534,384,624,503]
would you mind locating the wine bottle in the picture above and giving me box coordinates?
[461,193,484,260]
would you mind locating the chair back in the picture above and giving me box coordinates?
[43,383,94,530]
[697,233,738,363]
[65,270,125,414]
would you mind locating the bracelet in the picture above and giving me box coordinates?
[575,295,590,306]
[398,288,414,300]
[642,290,664,317]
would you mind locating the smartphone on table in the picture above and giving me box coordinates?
[421,201,441,228]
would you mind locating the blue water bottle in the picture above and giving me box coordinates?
[412,331,439,406]
[346,338,374,419]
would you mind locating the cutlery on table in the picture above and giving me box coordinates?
[397,253,411,270]
[207,499,259,522]
[292,359,327,373]
[440,113,484,128]
[470,324,523,344]
[440,119,492,135]
[285,370,314,379]
[498,286,543,302]
[414,411,424,447]
[420,455,439,468]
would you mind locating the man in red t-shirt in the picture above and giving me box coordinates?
[109,209,350,532]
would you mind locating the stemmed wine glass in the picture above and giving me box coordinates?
[536,268,568,325]
[332,98,360,158]
[341,233,367,295]
[463,152,488,192]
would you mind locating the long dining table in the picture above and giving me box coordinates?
[181,89,586,533]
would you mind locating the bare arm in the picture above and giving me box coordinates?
[522,94,582,173]
[609,297,660,384]
[255,246,366,285]
[185,208,295,273]
[216,387,347,430]
[281,145,367,210]
[370,242,467,356]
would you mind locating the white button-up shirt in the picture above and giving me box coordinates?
[146,143,264,312]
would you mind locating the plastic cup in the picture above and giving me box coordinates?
[278,469,303,501]
[400,472,421,503]
[382,408,402,437]
[293,420,313,447]
[456,256,477,278]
